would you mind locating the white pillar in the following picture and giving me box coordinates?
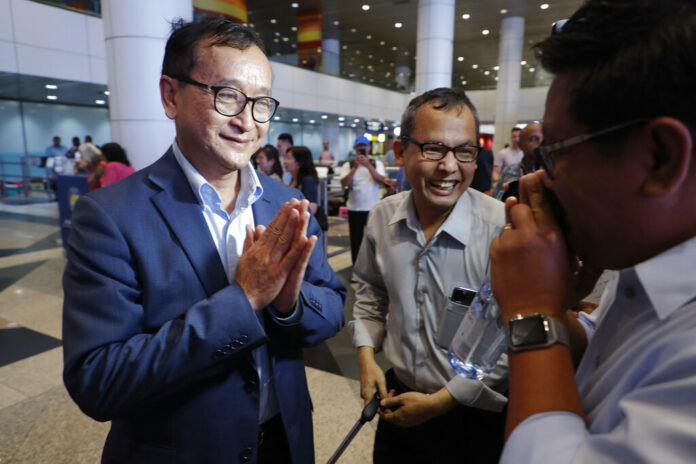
[415,0,455,95]
[492,16,524,157]
[102,0,193,170]
[322,38,340,76]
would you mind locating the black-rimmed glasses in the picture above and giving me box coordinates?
[535,118,649,180]
[401,135,482,163]
[168,75,279,123]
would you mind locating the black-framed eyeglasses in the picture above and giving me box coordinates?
[535,118,649,180]
[401,135,481,163]
[167,75,279,123]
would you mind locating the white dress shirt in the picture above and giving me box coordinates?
[172,141,280,424]
[349,189,509,411]
[339,159,386,211]
[502,236,696,463]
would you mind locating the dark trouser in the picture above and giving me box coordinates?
[258,414,292,463]
[348,210,370,264]
[373,369,506,464]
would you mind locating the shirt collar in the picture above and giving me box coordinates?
[633,235,696,320]
[171,139,263,213]
[388,189,473,246]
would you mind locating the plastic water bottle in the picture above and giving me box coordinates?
[448,278,508,380]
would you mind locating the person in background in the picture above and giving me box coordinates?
[256,144,283,182]
[340,135,387,264]
[66,137,81,159]
[470,147,494,194]
[78,135,102,166]
[491,122,543,200]
[495,1,696,462]
[318,140,335,166]
[276,132,294,183]
[492,127,521,184]
[88,142,136,189]
[285,145,319,215]
[44,136,69,184]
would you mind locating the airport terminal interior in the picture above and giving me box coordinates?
[1,0,587,462]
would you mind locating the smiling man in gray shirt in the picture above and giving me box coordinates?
[349,87,508,463]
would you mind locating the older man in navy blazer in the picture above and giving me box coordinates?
[62,18,345,464]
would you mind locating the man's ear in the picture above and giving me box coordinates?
[641,117,693,197]
[393,138,405,166]
[160,75,179,120]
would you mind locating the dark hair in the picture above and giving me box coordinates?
[534,0,696,134]
[287,146,318,187]
[85,135,92,142]
[277,133,294,145]
[258,144,283,179]
[162,17,266,79]
[511,128,521,133]
[101,142,131,166]
[401,87,480,140]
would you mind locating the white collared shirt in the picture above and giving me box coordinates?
[502,236,696,463]
[172,141,279,423]
[349,188,509,411]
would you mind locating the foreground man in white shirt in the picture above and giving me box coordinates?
[350,87,508,463]
[494,1,696,462]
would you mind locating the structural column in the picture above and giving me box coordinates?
[102,0,193,170]
[492,16,524,157]
[415,0,455,95]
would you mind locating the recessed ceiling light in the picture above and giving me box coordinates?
[292,118,299,122]
[529,67,536,72]
[275,32,281,36]
[45,84,58,89]
[495,77,499,81]
[457,56,464,62]
[249,23,255,28]
[338,116,345,121]
[354,118,360,122]
[484,70,490,75]
[104,90,110,95]
[362,4,370,11]
[274,116,281,120]
[321,115,328,119]
[394,22,403,28]
[47,95,57,100]
[333,20,340,25]
[356,50,361,55]
[342,45,348,50]
[482,29,490,35]
[494,65,500,71]
[461,80,467,85]
[291,3,299,7]
[366,35,372,39]
[291,44,296,48]
[282,37,289,42]
[392,46,397,51]
[339,123,345,127]
[501,9,508,14]
[352,124,357,127]
[270,18,277,24]
[462,13,471,20]
[309,119,315,124]
[274,38,279,43]
[472,64,479,69]
[276,52,281,56]
[521,60,527,65]
[291,26,297,31]
[95,99,105,105]
[540,3,549,9]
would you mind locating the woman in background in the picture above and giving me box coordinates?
[284,146,319,214]
[255,144,283,181]
[88,142,135,189]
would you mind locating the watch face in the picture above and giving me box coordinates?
[510,315,549,347]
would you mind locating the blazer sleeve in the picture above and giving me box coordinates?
[265,208,346,347]
[62,195,269,422]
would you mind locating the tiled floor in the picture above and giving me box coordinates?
[0,195,381,463]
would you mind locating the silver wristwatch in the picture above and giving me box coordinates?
[506,313,570,352]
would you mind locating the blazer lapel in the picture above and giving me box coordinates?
[148,150,228,296]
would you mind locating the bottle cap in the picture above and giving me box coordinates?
[451,286,477,306]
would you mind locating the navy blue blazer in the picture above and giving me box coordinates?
[62,149,346,464]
